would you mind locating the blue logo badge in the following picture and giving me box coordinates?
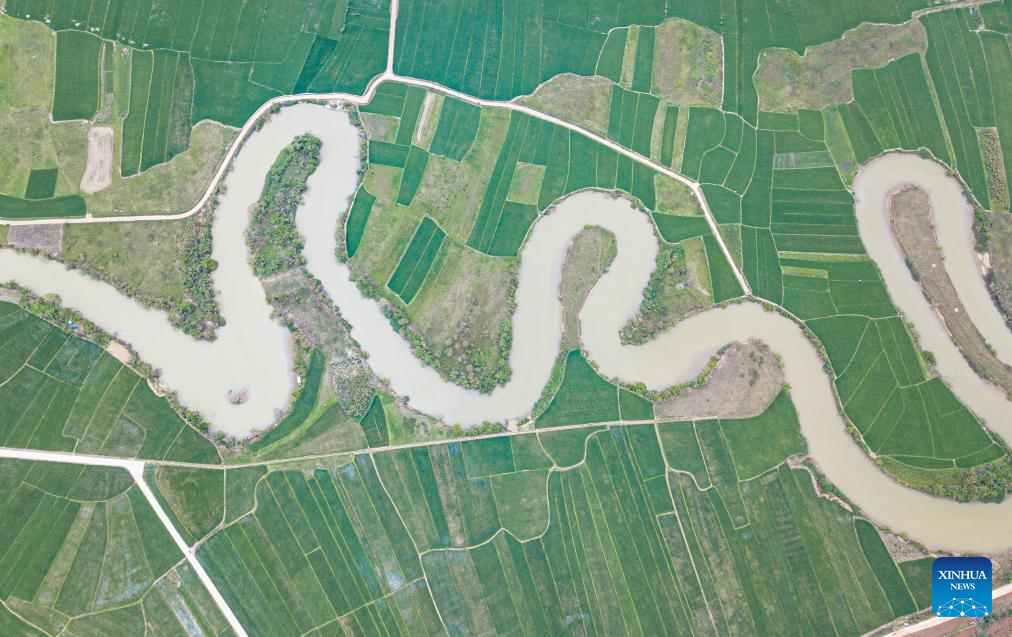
[932,557,992,617]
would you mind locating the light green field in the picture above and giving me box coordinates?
[0,459,231,635]
[193,389,930,636]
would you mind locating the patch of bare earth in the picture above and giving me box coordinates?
[80,126,113,194]
[755,20,926,112]
[6,224,63,254]
[889,186,1012,394]
[559,227,616,349]
[105,340,132,365]
[656,341,783,420]
[879,530,929,562]
[414,92,435,145]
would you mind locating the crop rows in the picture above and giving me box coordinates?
[836,54,950,168]
[120,49,194,176]
[537,350,653,428]
[0,302,220,464]
[191,389,930,636]
[51,30,101,121]
[809,312,1002,464]
[11,0,391,175]
[387,216,446,303]
[921,9,999,209]
[0,459,230,635]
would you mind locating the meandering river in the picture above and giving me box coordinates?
[1,104,1010,551]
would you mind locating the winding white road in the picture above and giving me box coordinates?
[3,101,1012,553]
[0,447,248,637]
[1,3,1011,633]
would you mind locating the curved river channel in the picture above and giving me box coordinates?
[1,104,1010,552]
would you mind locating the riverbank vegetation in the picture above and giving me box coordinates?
[0,299,220,463]
[247,134,321,276]
[621,239,712,344]
[889,186,1012,394]
[197,389,931,636]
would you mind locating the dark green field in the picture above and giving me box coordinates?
[0,302,219,464]
[0,459,231,635]
[193,391,930,636]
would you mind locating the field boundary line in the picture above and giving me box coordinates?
[0,446,249,637]
[0,0,751,296]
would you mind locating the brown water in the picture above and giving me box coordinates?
[2,106,1009,551]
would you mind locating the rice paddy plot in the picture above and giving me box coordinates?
[197,458,439,636]
[51,30,100,121]
[0,459,230,635]
[120,49,195,177]
[23,168,58,199]
[144,464,224,545]
[0,303,220,464]
[607,85,659,156]
[12,0,390,172]
[0,193,85,219]
[248,349,325,453]
[835,53,950,171]
[387,216,446,303]
[344,186,377,258]
[186,388,937,636]
[702,234,744,302]
[652,212,710,243]
[921,9,997,209]
[536,350,653,428]
[428,96,481,160]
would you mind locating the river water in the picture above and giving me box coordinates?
[1,104,1009,551]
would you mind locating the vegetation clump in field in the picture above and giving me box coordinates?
[979,127,1010,211]
[247,134,322,276]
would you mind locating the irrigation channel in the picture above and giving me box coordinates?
[1,103,1011,552]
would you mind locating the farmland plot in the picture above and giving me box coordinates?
[197,392,930,636]
[665,83,1009,489]
[9,0,391,179]
[347,83,717,393]
[0,459,231,635]
[0,302,220,464]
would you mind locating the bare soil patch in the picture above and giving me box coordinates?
[6,224,63,254]
[656,341,783,420]
[79,126,114,193]
[889,186,1012,394]
[755,20,925,112]
[105,340,132,365]
[415,92,435,145]
[560,227,616,348]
